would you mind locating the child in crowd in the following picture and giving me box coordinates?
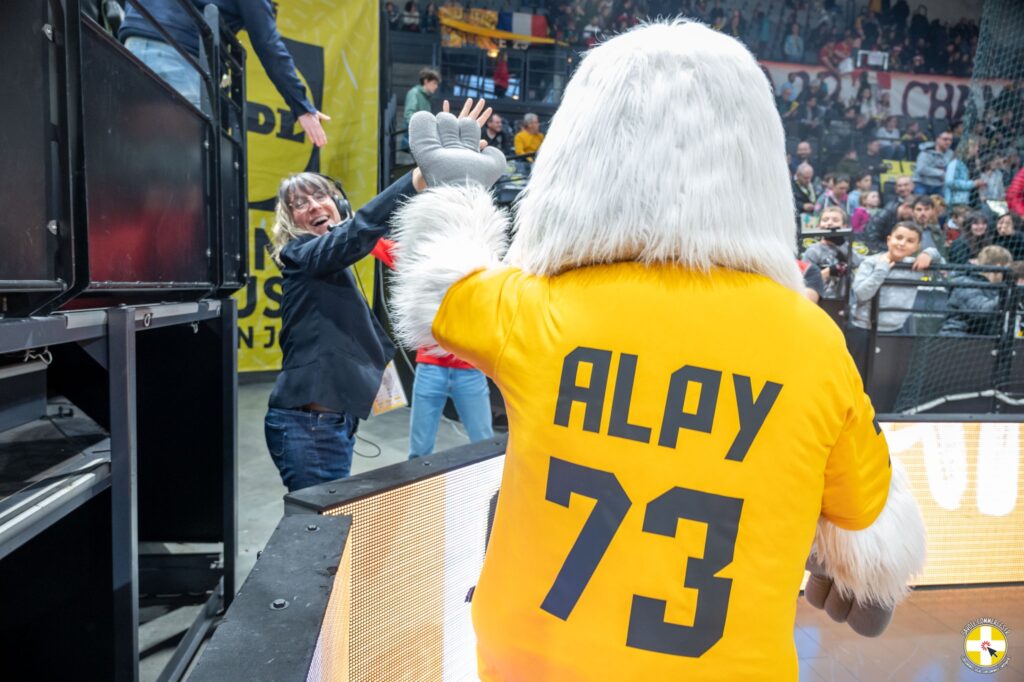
[945,204,970,243]
[850,189,880,233]
[940,245,1012,337]
[846,172,873,213]
[929,194,948,238]
[994,213,1024,261]
[802,206,864,298]
[814,173,849,214]
[948,211,992,264]
[979,156,1007,202]
[847,222,944,374]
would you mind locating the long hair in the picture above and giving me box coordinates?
[269,173,339,267]
[506,20,803,292]
[962,211,993,259]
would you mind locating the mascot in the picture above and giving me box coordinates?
[389,20,926,681]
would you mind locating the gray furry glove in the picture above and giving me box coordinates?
[804,555,894,637]
[409,111,506,189]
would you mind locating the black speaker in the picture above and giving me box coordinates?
[0,2,247,317]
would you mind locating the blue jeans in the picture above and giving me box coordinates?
[264,407,358,492]
[409,364,493,458]
[914,182,942,196]
[125,37,202,110]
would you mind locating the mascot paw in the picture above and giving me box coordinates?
[409,111,506,189]
[804,556,894,637]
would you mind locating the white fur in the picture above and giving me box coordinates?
[506,20,802,292]
[813,458,927,609]
[388,185,509,350]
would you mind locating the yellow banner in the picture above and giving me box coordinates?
[234,0,379,372]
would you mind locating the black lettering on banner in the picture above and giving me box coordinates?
[237,278,257,318]
[626,487,743,657]
[253,227,271,271]
[658,366,722,449]
[608,353,653,444]
[263,325,277,349]
[276,109,305,143]
[540,457,631,620]
[542,458,743,657]
[239,325,254,349]
[246,101,275,135]
[927,82,965,121]
[263,277,284,318]
[554,347,613,433]
[725,375,783,462]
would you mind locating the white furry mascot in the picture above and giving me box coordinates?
[390,20,926,681]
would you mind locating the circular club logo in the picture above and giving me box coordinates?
[962,618,1010,674]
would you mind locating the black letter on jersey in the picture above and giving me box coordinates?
[658,366,722,449]
[725,375,783,462]
[554,347,612,433]
[608,353,653,444]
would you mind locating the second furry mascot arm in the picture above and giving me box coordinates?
[815,451,926,615]
[806,357,926,635]
[388,185,510,352]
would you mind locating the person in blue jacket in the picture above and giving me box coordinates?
[120,0,330,146]
[944,138,987,208]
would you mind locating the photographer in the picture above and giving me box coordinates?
[801,206,864,299]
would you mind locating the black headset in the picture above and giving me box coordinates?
[315,173,353,223]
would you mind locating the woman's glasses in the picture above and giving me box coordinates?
[290,189,331,213]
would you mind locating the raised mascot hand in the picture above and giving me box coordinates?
[804,555,895,637]
[409,110,506,189]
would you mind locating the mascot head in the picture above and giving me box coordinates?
[506,20,801,292]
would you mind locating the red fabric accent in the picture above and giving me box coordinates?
[1009,167,1024,218]
[371,237,397,270]
[531,15,548,38]
[796,259,810,273]
[416,347,476,369]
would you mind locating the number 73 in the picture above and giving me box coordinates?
[541,457,743,658]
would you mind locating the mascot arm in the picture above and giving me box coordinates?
[807,359,927,636]
[388,184,511,356]
[808,459,926,636]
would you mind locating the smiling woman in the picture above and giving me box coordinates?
[263,169,425,492]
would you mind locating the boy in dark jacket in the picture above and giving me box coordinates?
[940,245,1012,337]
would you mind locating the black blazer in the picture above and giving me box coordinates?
[268,173,416,418]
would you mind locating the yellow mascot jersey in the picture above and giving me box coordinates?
[433,263,891,681]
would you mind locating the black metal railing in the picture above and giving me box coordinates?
[852,261,1024,416]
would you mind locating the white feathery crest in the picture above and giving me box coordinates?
[506,19,802,292]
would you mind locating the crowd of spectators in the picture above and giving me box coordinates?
[794,120,1024,366]
[385,0,993,82]
[543,0,982,76]
[386,0,441,32]
[778,65,1023,225]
